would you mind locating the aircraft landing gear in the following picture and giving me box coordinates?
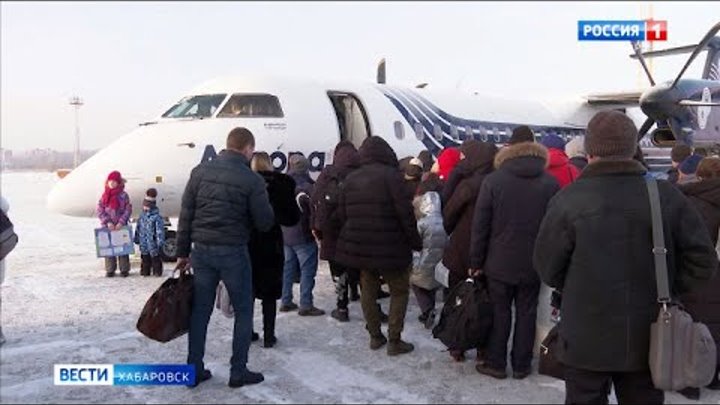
[161,229,178,263]
[160,217,178,262]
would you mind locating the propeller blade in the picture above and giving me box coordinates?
[677,100,720,107]
[638,117,655,141]
[671,21,720,88]
[630,41,656,86]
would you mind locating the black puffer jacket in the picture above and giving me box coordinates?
[311,143,360,261]
[335,137,422,271]
[441,141,497,284]
[679,178,720,342]
[534,160,718,372]
[177,150,275,258]
[250,171,300,300]
[281,171,315,247]
[469,142,560,284]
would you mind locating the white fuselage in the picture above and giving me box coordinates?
[47,75,625,219]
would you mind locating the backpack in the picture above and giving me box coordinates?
[0,209,18,262]
[432,278,493,351]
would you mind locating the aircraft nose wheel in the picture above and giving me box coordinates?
[161,230,178,262]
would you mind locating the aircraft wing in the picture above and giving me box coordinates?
[586,91,643,106]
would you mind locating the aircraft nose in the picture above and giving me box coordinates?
[47,172,99,217]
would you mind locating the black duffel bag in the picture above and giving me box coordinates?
[137,265,194,343]
[432,277,493,352]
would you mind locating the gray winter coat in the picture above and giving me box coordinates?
[411,192,447,290]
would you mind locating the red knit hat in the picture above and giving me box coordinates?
[437,148,461,181]
[107,171,123,183]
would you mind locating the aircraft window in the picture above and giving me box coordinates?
[450,125,459,140]
[492,127,500,143]
[433,124,444,141]
[217,94,284,118]
[450,126,460,141]
[394,121,405,140]
[162,94,227,119]
[414,123,425,140]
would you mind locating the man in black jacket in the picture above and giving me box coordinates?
[336,136,423,356]
[470,140,560,380]
[533,111,718,404]
[176,127,275,388]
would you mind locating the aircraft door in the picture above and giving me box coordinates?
[327,92,371,149]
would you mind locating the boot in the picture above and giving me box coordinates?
[369,334,388,350]
[387,339,414,356]
[449,350,465,362]
[228,370,264,388]
[263,335,277,348]
[251,331,260,342]
[262,300,276,348]
[188,369,212,389]
[331,308,349,322]
[678,387,700,401]
[140,254,151,276]
[151,255,163,277]
[475,363,508,380]
[298,306,326,316]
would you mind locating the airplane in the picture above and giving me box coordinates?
[47,23,720,263]
[587,21,720,150]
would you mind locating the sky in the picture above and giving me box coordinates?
[1,1,719,152]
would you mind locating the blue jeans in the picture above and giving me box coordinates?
[281,242,319,309]
[187,244,253,379]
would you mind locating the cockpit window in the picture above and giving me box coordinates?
[162,94,227,119]
[217,94,284,118]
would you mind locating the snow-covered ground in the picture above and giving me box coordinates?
[0,171,713,404]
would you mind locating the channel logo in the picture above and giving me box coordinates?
[54,364,195,386]
[578,20,667,41]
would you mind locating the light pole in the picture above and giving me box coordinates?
[69,96,84,168]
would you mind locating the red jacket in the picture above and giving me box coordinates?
[546,148,580,189]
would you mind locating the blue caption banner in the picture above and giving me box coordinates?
[578,20,645,41]
[113,364,195,386]
[54,364,196,386]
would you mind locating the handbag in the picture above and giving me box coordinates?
[215,281,234,318]
[646,178,717,390]
[136,264,194,343]
[539,324,564,380]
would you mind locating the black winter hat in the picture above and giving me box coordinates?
[143,188,158,208]
[584,111,638,160]
[509,126,535,144]
[418,150,434,173]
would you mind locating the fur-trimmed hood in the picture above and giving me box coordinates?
[495,142,548,167]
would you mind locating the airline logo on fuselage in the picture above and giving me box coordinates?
[200,145,326,172]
